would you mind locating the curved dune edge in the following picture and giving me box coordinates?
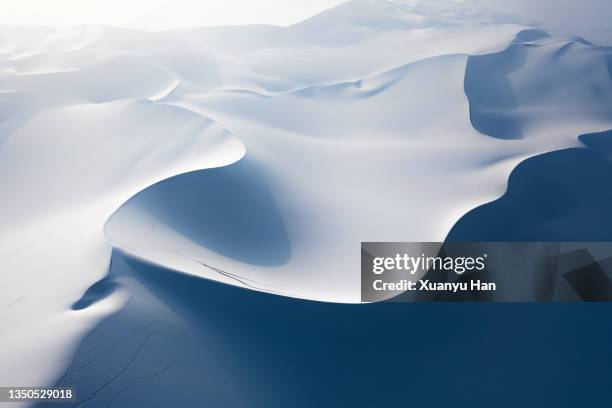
[0,100,246,389]
[103,28,612,304]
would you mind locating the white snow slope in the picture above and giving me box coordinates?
[0,0,611,396]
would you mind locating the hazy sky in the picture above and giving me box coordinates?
[0,0,345,28]
[0,0,610,43]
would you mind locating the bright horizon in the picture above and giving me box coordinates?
[0,0,346,30]
[0,0,610,45]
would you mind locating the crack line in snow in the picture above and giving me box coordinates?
[72,329,163,407]
[106,360,177,408]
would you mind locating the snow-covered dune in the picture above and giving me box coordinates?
[0,0,611,403]
[0,100,244,389]
[106,28,612,302]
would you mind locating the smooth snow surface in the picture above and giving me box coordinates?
[0,0,612,397]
